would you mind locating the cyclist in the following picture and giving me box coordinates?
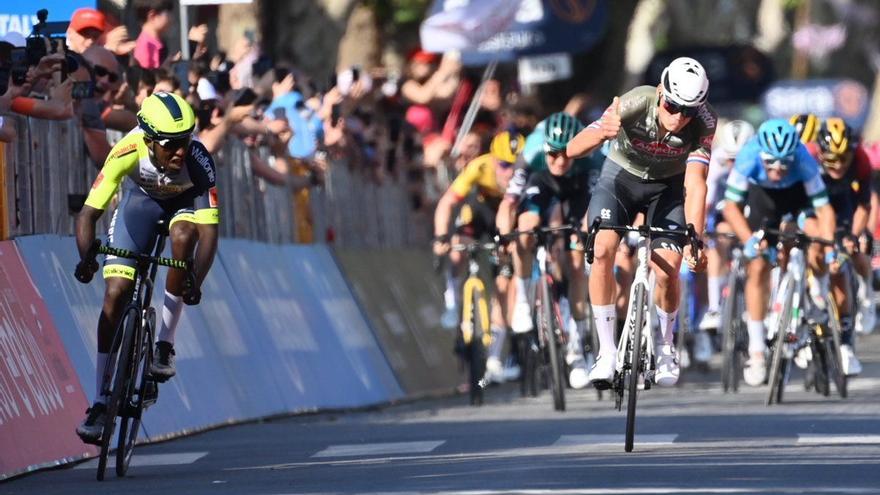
[433,131,525,383]
[697,120,755,358]
[505,112,603,389]
[804,117,873,374]
[73,92,219,443]
[567,57,715,388]
[790,113,820,144]
[721,119,836,386]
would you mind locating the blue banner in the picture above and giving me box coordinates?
[762,79,871,132]
[425,0,609,66]
[0,2,93,37]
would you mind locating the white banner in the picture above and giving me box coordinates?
[419,0,521,53]
[518,52,572,85]
[180,0,251,5]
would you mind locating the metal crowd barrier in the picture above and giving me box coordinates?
[0,116,429,247]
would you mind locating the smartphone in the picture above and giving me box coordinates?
[72,80,95,100]
[351,66,360,82]
[330,103,342,123]
[272,107,287,120]
[232,87,257,107]
[10,48,28,85]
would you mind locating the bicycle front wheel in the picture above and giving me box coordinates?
[97,306,139,481]
[468,288,487,406]
[539,276,565,412]
[117,307,155,476]
[766,273,794,406]
[625,284,647,453]
[823,294,847,398]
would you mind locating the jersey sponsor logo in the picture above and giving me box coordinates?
[191,145,216,183]
[629,138,685,157]
[525,186,540,196]
[697,105,717,128]
[109,143,137,159]
[208,186,220,207]
[600,208,611,220]
[91,172,105,190]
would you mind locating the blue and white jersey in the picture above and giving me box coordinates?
[724,138,829,208]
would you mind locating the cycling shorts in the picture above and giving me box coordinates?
[104,183,216,280]
[518,169,590,228]
[587,158,686,252]
[743,183,811,234]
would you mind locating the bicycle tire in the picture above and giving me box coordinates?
[468,288,487,406]
[720,273,739,393]
[625,284,646,453]
[97,306,138,481]
[823,294,848,399]
[117,307,154,476]
[813,339,830,396]
[540,275,565,412]
[766,273,794,407]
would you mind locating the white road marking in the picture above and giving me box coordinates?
[312,440,445,458]
[286,488,880,495]
[554,434,678,446]
[75,452,208,469]
[797,434,880,445]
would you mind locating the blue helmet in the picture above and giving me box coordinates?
[757,119,799,160]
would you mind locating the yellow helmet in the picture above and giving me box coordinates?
[489,131,525,164]
[137,91,196,141]
[789,114,819,144]
[817,117,852,156]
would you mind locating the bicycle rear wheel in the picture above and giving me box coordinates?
[625,284,646,453]
[539,276,565,412]
[97,306,138,481]
[117,308,155,476]
[766,274,794,406]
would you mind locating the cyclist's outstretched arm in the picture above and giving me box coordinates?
[684,161,709,237]
[566,96,620,158]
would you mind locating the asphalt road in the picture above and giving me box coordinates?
[5,334,880,495]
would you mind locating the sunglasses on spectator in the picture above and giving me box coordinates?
[661,96,700,117]
[759,152,792,171]
[93,64,119,83]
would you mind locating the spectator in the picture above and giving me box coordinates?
[267,67,321,159]
[67,8,106,54]
[83,45,138,131]
[152,68,181,94]
[67,51,112,166]
[453,131,483,173]
[133,0,174,69]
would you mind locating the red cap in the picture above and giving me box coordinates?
[70,8,107,34]
[408,48,439,65]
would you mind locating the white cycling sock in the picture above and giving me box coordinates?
[569,319,587,356]
[95,352,109,405]
[515,276,530,305]
[708,276,723,312]
[656,306,677,346]
[591,304,617,357]
[747,319,766,354]
[158,290,183,345]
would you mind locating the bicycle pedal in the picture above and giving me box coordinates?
[591,379,613,391]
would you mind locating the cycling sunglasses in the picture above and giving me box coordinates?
[93,64,119,83]
[661,96,700,117]
[820,151,849,170]
[759,152,792,171]
[155,136,192,150]
[545,149,567,160]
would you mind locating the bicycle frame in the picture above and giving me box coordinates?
[616,235,655,382]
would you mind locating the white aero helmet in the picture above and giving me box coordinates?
[661,57,709,107]
[717,120,755,159]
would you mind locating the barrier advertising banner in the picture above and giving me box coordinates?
[0,241,94,480]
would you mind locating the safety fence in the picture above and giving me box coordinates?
[0,116,431,247]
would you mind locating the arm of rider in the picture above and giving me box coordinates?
[433,190,460,256]
[566,96,620,158]
[722,200,753,245]
[683,162,709,271]
[852,204,870,238]
[74,205,104,282]
[186,223,218,305]
[495,196,517,237]
[815,203,838,266]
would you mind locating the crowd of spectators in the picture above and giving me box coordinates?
[0,0,565,239]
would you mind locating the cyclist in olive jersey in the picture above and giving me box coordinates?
[567,57,715,388]
[73,92,219,443]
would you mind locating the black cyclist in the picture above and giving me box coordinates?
[73,92,220,443]
[567,57,716,388]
